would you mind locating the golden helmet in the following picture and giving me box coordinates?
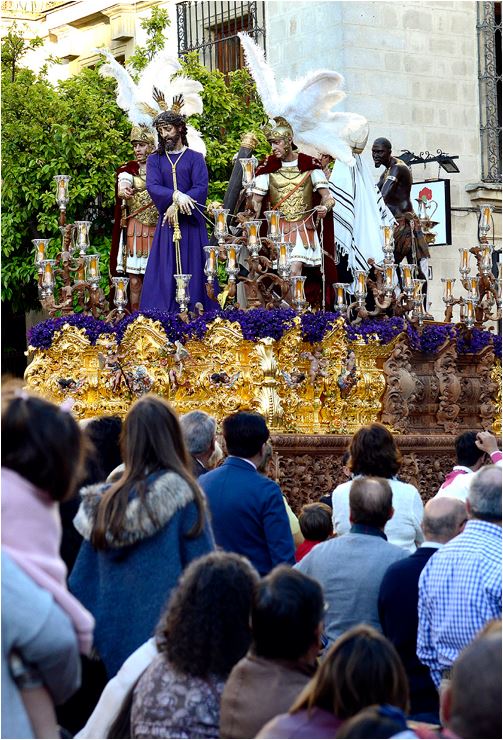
[130,125,156,147]
[263,116,294,143]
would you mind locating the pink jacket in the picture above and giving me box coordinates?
[1,467,94,654]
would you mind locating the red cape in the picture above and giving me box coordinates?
[110,160,140,280]
[255,154,338,307]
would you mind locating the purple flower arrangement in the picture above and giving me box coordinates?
[27,309,500,358]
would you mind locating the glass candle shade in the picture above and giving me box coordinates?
[412,279,425,302]
[277,242,293,278]
[40,259,56,297]
[244,220,262,257]
[400,264,416,294]
[480,245,493,276]
[466,276,479,300]
[290,275,307,310]
[441,278,456,304]
[85,254,101,285]
[384,264,397,294]
[354,270,367,299]
[33,238,51,268]
[333,282,349,310]
[213,208,230,239]
[479,203,493,235]
[458,248,470,276]
[264,210,281,240]
[54,175,70,209]
[112,276,129,309]
[226,244,239,275]
[239,156,258,189]
[74,221,91,255]
[204,246,217,278]
[174,273,191,311]
[464,297,476,327]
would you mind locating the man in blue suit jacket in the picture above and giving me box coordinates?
[199,411,295,575]
[378,496,467,723]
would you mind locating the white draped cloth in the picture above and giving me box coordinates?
[329,154,395,288]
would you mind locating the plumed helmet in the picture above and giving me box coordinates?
[130,125,156,147]
[263,116,294,143]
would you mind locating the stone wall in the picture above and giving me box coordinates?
[265,1,501,320]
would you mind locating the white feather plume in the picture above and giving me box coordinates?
[238,32,278,115]
[238,34,366,166]
[94,47,206,154]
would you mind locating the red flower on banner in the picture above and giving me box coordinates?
[418,187,433,203]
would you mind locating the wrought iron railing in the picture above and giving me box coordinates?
[477,1,502,183]
[176,0,265,74]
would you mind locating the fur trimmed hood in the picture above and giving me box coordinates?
[74,471,196,548]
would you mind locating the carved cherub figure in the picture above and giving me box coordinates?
[280,369,306,388]
[337,350,359,398]
[301,349,329,384]
[209,371,241,389]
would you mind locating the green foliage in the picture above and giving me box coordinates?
[180,53,269,203]
[2,13,271,314]
[1,60,131,312]
[126,6,171,74]
[1,22,44,81]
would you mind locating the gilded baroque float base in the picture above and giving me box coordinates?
[24,314,501,503]
[24,314,393,434]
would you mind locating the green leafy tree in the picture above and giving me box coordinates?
[1,13,269,314]
[180,52,269,203]
[1,59,131,311]
[126,6,171,74]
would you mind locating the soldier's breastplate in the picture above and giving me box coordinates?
[128,175,158,226]
[269,167,313,222]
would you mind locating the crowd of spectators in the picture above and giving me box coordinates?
[1,382,501,739]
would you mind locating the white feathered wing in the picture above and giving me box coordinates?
[238,33,367,166]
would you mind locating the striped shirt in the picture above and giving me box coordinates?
[417,519,502,687]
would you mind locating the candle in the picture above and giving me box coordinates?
[209,249,216,271]
[357,272,366,294]
[466,298,475,321]
[336,286,344,305]
[459,248,469,271]
[468,277,479,298]
[385,265,394,289]
[176,278,185,303]
[279,243,287,267]
[116,279,124,302]
[249,223,257,245]
[217,212,225,234]
[295,279,302,300]
[89,257,97,277]
[402,266,412,288]
[383,225,392,246]
[442,278,454,302]
[270,213,278,236]
[38,243,45,261]
[43,263,53,286]
[228,247,236,269]
[245,162,253,182]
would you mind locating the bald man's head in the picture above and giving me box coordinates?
[349,477,393,529]
[422,497,467,543]
[444,629,502,739]
[468,465,502,522]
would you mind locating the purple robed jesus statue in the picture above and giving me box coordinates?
[140,146,218,313]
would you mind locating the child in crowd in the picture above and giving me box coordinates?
[295,502,333,562]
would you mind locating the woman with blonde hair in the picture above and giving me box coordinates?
[69,394,215,678]
[257,624,409,738]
